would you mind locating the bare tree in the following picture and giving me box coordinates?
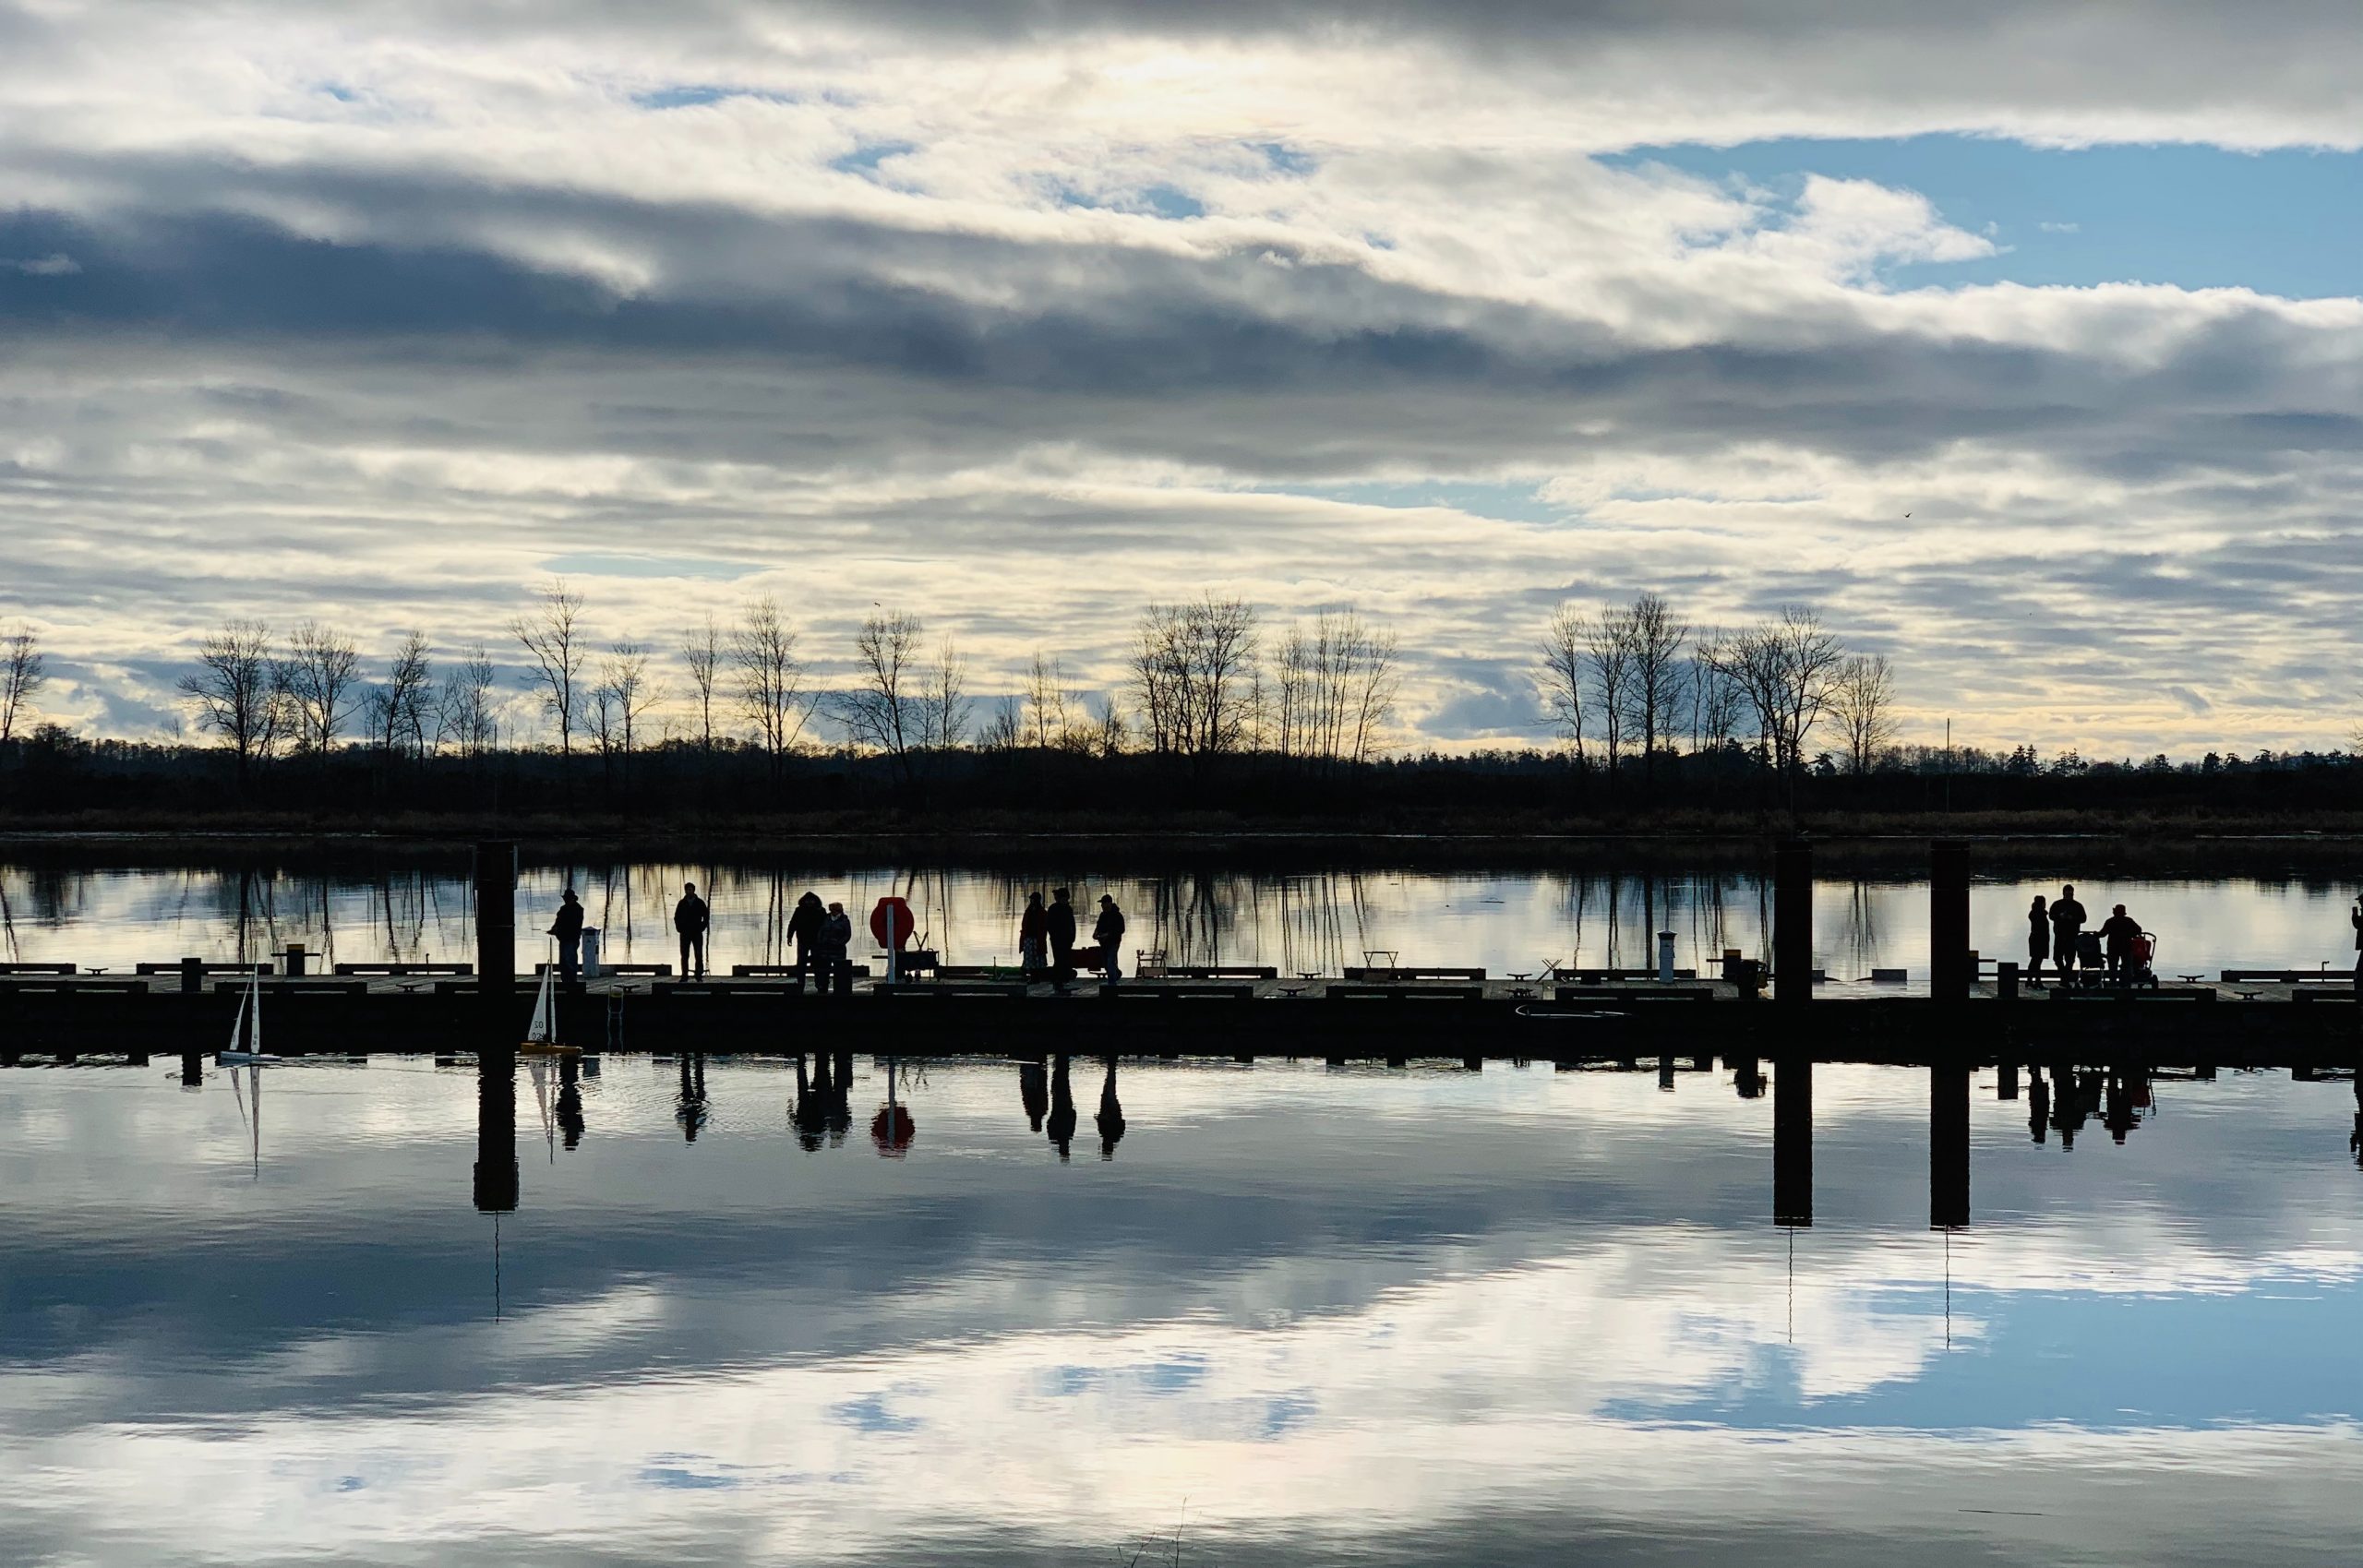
[436,644,500,759]
[1536,604,1589,770]
[511,580,587,754]
[680,613,723,753]
[0,625,46,743]
[731,595,812,775]
[1087,690,1129,757]
[839,611,923,778]
[1725,605,1845,802]
[1829,652,1899,774]
[919,638,971,750]
[282,619,362,754]
[1585,604,1637,784]
[978,695,1024,751]
[1024,652,1075,750]
[179,620,293,787]
[365,630,434,758]
[1687,633,1742,754]
[1341,615,1400,764]
[1621,592,1688,784]
[601,641,662,760]
[1129,596,1259,757]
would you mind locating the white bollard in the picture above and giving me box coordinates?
[581,928,603,980]
[1657,931,1676,984]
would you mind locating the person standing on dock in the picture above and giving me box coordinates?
[548,888,586,983]
[2049,884,2088,984]
[1046,888,1078,992]
[1019,892,1049,985]
[788,891,828,992]
[2025,894,2049,989]
[1093,894,1126,987]
[674,881,711,979]
[2100,904,2141,982]
[818,901,853,995]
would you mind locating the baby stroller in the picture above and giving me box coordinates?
[2122,929,2160,989]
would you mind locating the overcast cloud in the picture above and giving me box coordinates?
[3,0,2359,754]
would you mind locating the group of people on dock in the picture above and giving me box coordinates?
[541,880,1132,993]
[1018,887,1126,991]
[2023,884,2147,987]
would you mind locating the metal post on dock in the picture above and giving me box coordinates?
[1773,1056,1812,1227]
[1931,1062,1970,1230]
[474,1048,519,1215]
[1931,841,1971,1003]
[474,841,518,1015]
[1774,841,1813,1006]
[180,956,203,994]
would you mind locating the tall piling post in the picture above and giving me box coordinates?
[1931,1061,1970,1230]
[1774,841,1813,1008]
[1773,1056,1813,1227]
[1931,841,1972,1003]
[474,841,518,1034]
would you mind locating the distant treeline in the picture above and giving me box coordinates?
[3,724,2358,828]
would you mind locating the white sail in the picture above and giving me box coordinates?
[524,962,555,1044]
[226,979,248,1056]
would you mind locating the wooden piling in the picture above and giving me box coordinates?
[1931,841,1972,1003]
[1775,841,1813,1006]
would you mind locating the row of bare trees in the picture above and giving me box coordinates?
[1537,595,1897,788]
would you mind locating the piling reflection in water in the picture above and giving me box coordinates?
[473,1049,518,1215]
[1772,1055,1811,1228]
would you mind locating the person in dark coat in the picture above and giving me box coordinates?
[1046,888,1078,992]
[2351,896,2362,1000]
[1096,1057,1126,1160]
[548,888,586,982]
[2048,884,2088,983]
[817,901,853,996]
[674,881,711,979]
[2099,904,2141,981]
[1019,892,1049,984]
[2025,894,2048,989]
[787,892,828,992]
[1093,894,1126,986]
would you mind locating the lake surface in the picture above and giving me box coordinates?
[3,855,2361,988]
[3,1055,2360,1565]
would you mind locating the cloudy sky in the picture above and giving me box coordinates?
[4,1,2361,754]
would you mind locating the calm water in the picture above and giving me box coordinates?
[3,1056,2361,1565]
[3,856,2361,987]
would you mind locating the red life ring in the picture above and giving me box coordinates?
[870,896,915,950]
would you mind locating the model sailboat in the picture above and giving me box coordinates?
[220,968,281,1065]
[519,953,580,1057]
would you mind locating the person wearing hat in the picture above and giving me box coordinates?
[1091,893,1126,987]
[547,887,586,982]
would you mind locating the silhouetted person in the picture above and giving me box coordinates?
[789,892,828,992]
[1019,892,1049,985]
[2351,896,2362,999]
[2100,904,2141,983]
[1020,1057,1049,1131]
[1047,888,1078,992]
[2049,884,2088,984]
[1093,894,1126,986]
[2025,894,2049,989]
[816,902,853,995]
[1732,1057,1764,1099]
[2352,1074,2362,1168]
[2105,1069,2135,1143]
[558,1052,585,1150]
[674,881,710,978]
[676,1052,709,1141]
[2028,1064,2050,1144]
[549,888,586,982]
[1096,1057,1126,1160]
[1048,1053,1076,1161]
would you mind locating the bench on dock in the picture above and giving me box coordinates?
[0,976,148,994]
[334,962,473,976]
[1110,984,1255,1000]
[656,979,806,998]
[135,961,271,976]
[1551,967,1698,983]
[1554,985,1713,1003]
[875,982,1029,999]
[0,962,76,976]
[536,962,672,976]
[1343,965,1487,981]
[2222,969,2355,984]
[1326,984,1485,1001]
[1167,965,1279,980]
[726,964,874,978]
[249,979,370,996]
